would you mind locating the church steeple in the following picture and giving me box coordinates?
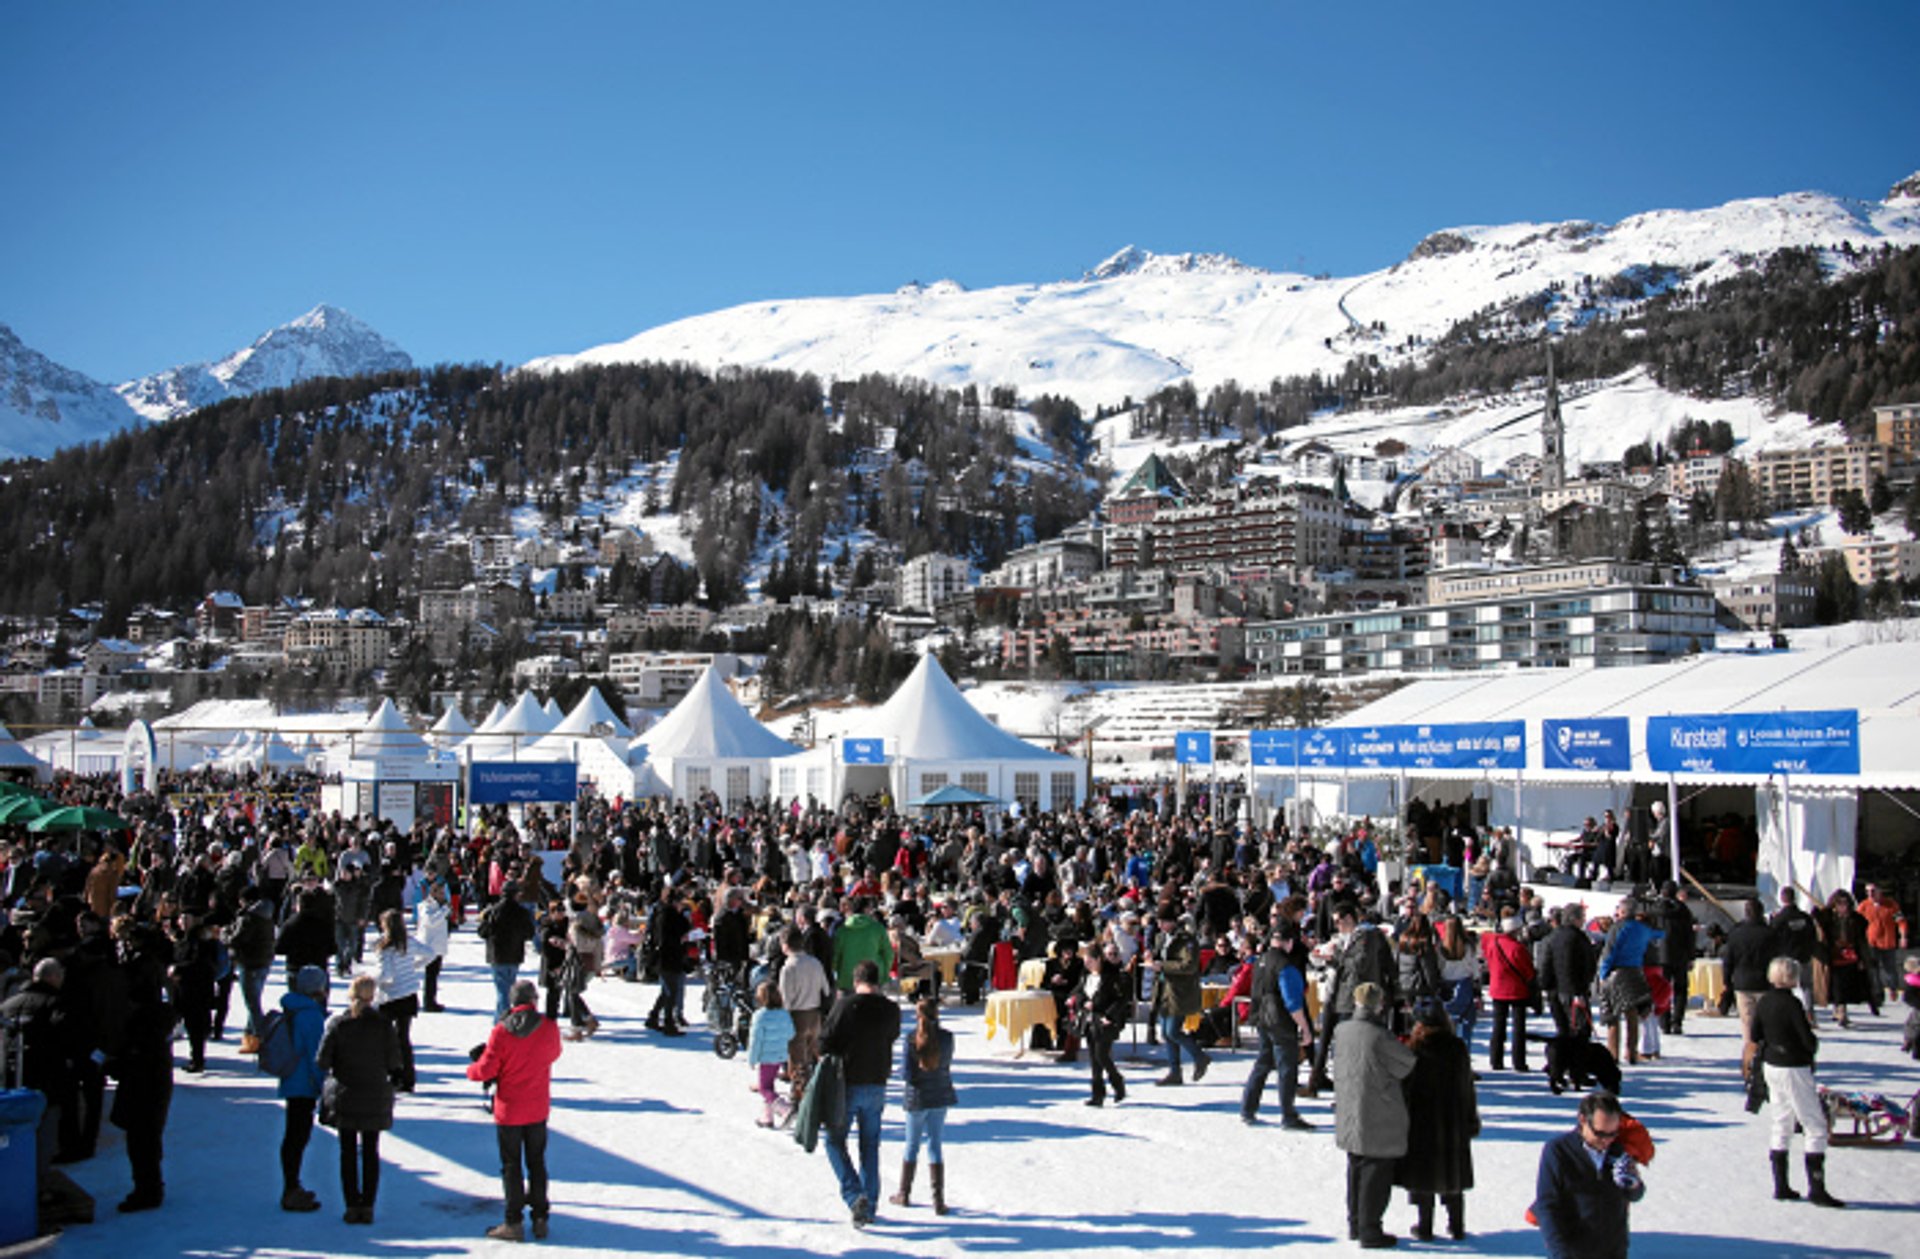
[1541,342,1566,491]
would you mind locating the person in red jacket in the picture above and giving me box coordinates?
[1482,916,1537,1073]
[468,979,564,1242]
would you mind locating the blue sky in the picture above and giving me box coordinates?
[3,2,1915,382]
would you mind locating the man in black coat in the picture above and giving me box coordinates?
[1649,883,1696,1033]
[1769,888,1820,1019]
[479,894,537,1020]
[818,959,902,1228]
[0,957,75,1193]
[1533,1091,1645,1259]
[275,887,338,984]
[644,887,690,1035]
[1723,897,1779,1044]
[1537,905,1597,1092]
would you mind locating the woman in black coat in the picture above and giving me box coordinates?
[1074,943,1130,1106]
[1394,1005,1480,1241]
[316,973,401,1225]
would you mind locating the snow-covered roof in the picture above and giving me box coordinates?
[635,667,797,762]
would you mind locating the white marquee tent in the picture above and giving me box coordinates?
[774,655,1086,815]
[1257,641,1920,902]
[632,667,798,806]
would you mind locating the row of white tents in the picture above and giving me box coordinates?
[6,656,1087,819]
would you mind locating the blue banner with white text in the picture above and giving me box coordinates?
[1646,710,1859,776]
[469,761,578,805]
[1175,731,1214,765]
[1542,717,1633,773]
[841,738,888,765]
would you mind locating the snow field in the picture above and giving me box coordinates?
[45,926,1917,1257]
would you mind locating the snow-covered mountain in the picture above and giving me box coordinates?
[116,303,413,422]
[527,178,1920,410]
[0,322,146,462]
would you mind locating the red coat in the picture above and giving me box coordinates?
[467,1005,563,1126]
[1481,931,1536,1002]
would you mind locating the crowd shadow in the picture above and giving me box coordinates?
[1463,1228,1893,1258]
[884,1206,1325,1252]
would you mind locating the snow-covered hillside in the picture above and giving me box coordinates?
[0,320,146,460]
[527,181,1920,411]
[117,304,413,422]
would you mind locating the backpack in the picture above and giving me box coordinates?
[257,1009,300,1079]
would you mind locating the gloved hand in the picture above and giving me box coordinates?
[468,1042,487,1062]
[1612,1154,1641,1192]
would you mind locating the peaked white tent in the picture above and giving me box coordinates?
[552,688,636,741]
[429,705,473,751]
[461,692,557,761]
[476,700,509,733]
[632,667,799,806]
[541,697,565,725]
[773,655,1085,814]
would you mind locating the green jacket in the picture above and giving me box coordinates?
[831,913,895,992]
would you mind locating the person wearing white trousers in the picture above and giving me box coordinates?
[1747,957,1844,1208]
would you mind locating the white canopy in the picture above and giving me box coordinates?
[552,688,636,740]
[430,706,474,737]
[627,667,799,805]
[476,700,509,733]
[353,699,433,759]
[774,655,1085,813]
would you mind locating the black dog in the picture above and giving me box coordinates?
[1533,1030,1623,1095]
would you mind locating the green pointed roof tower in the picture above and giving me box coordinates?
[1114,452,1186,501]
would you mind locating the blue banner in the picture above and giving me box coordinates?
[1249,729,1297,768]
[469,761,578,804]
[1175,731,1214,765]
[841,737,887,765]
[1543,717,1632,773]
[1299,729,1346,769]
[1646,710,1859,776]
[1346,726,1398,770]
[1390,721,1527,771]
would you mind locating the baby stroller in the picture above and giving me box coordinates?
[702,960,756,1059]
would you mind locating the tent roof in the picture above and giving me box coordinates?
[542,697,565,722]
[430,707,473,736]
[635,668,798,762]
[476,701,509,733]
[552,688,635,740]
[354,699,432,757]
[489,692,556,736]
[1330,642,1920,789]
[838,655,1075,765]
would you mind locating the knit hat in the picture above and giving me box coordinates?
[294,965,329,997]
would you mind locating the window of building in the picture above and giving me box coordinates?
[1014,772,1040,812]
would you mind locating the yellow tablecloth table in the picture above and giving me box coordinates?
[1186,981,1230,1033]
[923,947,962,985]
[984,989,1058,1054]
[1018,958,1050,991]
[1690,957,1727,1013]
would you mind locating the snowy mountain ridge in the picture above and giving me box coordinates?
[526,177,1920,411]
[0,321,148,462]
[116,303,413,423]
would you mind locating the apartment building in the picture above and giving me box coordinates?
[1825,538,1920,588]
[1701,570,1817,631]
[1749,442,1889,510]
[1128,484,1350,573]
[1425,560,1671,607]
[896,553,971,612]
[1874,401,1920,461]
[983,538,1101,589]
[1247,580,1715,677]
[283,608,393,675]
[603,651,740,705]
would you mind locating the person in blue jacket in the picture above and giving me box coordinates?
[1533,1091,1645,1259]
[1597,900,1663,1067]
[278,965,330,1212]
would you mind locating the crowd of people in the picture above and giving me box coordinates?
[1,766,1915,1255]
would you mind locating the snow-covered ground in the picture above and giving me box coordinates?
[47,928,1918,1258]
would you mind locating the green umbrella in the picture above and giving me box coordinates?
[0,779,35,799]
[27,805,132,833]
[0,794,55,823]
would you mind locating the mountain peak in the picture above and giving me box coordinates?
[118,305,413,422]
[1891,171,1920,202]
[1084,245,1262,281]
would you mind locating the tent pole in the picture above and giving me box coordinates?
[1781,772,1795,898]
[1666,773,1681,887]
[1513,767,1525,882]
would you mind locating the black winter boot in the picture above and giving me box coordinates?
[889,1160,916,1207]
[1410,1195,1434,1242]
[1770,1150,1801,1201]
[930,1162,948,1216]
[1445,1193,1465,1240]
[1805,1153,1845,1208]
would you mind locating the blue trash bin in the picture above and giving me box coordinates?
[0,1088,47,1245]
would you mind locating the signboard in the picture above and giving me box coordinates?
[416,782,455,828]
[1249,729,1298,767]
[1249,723,1526,772]
[841,738,888,765]
[1390,721,1527,771]
[377,782,417,829]
[469,761,579,804]
[1646,710,1860,776]
[1543,717,1632,773]
[1174,731,1214,765]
